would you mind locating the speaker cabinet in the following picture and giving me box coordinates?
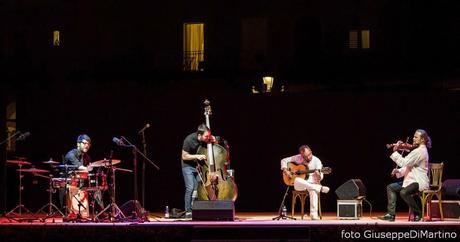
[430,200,460,219]
[337,200,363,219]
[443,179,460,199]
[192,200,235,221]
[335,179,366,200]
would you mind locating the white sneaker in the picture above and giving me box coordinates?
[320,186,330,193]
[311,215,320,220]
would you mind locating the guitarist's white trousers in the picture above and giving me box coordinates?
[293,177,321,217]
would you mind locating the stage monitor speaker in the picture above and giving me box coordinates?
[120,200,147,219]
[192,200,235,221]
[335,179,366,200]
[442,179,460,199]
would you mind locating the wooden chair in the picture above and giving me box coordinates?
[409,162,444,221]
[291,190,322,219]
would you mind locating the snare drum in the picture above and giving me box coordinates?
[70,170,89,188]
[51,178,67,189]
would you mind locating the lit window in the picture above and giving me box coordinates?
[361,30,370,49]
[183,23,204,71]
[53,30,60,46]
[349,30,358,49]
[348,29,370,49]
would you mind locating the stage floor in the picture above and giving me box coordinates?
[1,211,459,225]
[1,212,459,242]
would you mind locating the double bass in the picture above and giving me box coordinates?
[196,99,238,201]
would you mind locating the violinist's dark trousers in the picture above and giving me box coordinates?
[386,181,421,216]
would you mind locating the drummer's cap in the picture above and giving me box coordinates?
[77,134,91,143]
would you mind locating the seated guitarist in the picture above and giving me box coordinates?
[280,145,330,220]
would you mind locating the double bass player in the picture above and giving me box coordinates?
[181,124,211,218]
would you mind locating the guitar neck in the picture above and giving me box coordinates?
[298,169,321,174]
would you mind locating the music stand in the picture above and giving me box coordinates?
[273,185,296,220]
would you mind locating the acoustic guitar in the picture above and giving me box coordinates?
[283,163,332,186]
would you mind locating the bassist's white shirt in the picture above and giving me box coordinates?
[280,154,324,184]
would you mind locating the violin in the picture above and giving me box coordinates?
[386,141,417,151]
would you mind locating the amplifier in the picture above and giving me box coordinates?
[337,200,362,219]
[430,200,460,219]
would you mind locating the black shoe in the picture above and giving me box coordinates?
[411,214,421,222]
[378,213,395,222]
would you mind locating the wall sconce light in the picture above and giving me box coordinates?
[263,76,274,93]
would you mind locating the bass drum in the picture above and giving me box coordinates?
[67,186,89,218]
[196,143,238,201]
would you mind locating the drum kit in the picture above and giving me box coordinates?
[5,157,130,222]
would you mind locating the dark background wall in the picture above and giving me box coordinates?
[1,0,460,214]
[2,86,458,214]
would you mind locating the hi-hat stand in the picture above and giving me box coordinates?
[94,164,131,222]
[273,185,296,220]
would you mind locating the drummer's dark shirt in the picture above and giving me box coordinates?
[64,148,91,167]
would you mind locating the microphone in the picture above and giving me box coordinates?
[112,137,124,146]
[17,131,31,141]
[138,123,150,134]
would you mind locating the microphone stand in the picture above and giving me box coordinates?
[140,130,147,209]
[118,136,159,221]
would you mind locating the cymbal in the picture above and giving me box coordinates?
[17,168,49,173]
[56,164,79,168]
[13,156,28,161]
[42,160,60,165]
[7,160,32,165]
[90,159,121,167]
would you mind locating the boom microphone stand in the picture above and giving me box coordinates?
[115,136,159,221]
[273,185,296,220]
[138,123,150,209]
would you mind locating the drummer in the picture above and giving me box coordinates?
[65,134,92,170]
[62,134,104,215]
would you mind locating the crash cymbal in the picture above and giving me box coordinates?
[42,159,60,165]
[7,160,32,165]
[17,168,49,173]
[90,159,121,167]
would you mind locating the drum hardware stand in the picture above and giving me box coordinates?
[273,185,296,220]
[66,193,91,223]
[94,162,128,222]
[34,173,64,221]
[0,130,22,214]
[114,136,159,222]
[6,163,33,218]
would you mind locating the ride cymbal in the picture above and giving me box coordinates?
[90,159,121,167]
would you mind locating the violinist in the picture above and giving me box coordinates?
[181,124,213,218]
[378,129,431,222]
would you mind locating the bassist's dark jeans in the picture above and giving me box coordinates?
[386,181,420,216]
[182,165,199,213]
